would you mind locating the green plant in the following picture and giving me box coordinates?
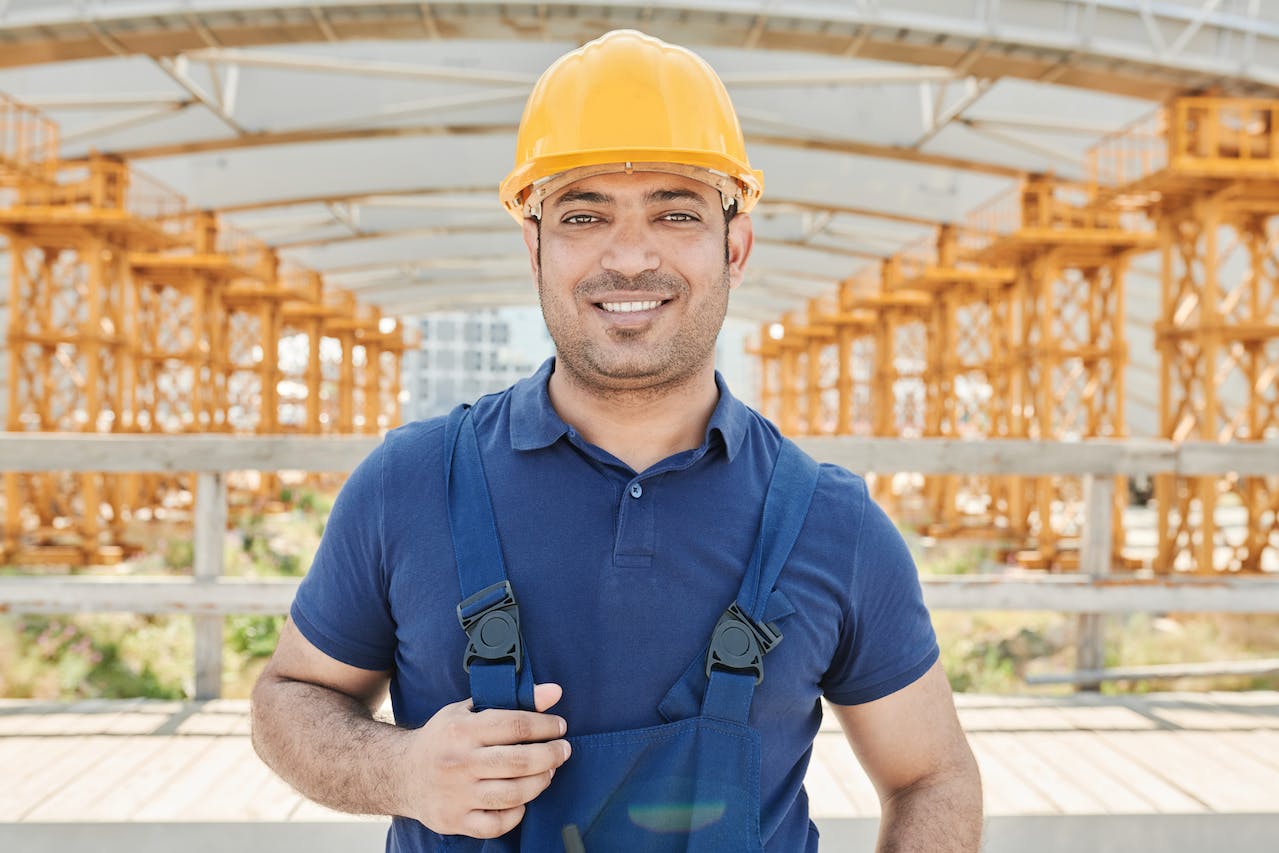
[934,611,1070,694]
[10,615,186,699]
[228,615,284,659]
[918,541,996,576]
[163,538,194,571]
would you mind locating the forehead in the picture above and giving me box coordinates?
[545,170,719,208]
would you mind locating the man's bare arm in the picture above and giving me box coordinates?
[829,660,983,853]
[250,618,570,838]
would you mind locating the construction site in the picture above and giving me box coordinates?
[0,5,1272,577]
[755,99,1279,576]
[0,3,1276,852]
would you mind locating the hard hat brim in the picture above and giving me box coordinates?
[501,152,764,221]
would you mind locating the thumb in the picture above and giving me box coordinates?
[533,682,564,713]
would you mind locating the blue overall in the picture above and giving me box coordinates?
[444,404,820,851]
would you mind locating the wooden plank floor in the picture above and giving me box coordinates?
[1,692,1277,851]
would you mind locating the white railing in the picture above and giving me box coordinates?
[1,434,1277,697]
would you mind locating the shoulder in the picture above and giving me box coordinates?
[811,461,870,516]
[380,414,447,460]
[787,458,874,568]
[730,406,870,513]
[378,389,515,484]
[374,416,445,491]
[782,445,904,589]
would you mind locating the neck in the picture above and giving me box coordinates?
[547,363,720,473]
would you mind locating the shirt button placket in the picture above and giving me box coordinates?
[614,477,654,567]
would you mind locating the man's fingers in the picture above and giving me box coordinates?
[472,740,571,779]
[533,682,563,713]
[473,707,567,746]
[410,688,570,838]
[463,804,526,839]
[440,695,479,716]
[473,770,558,811]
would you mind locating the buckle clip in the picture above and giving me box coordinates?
[705,602,782,685]
[457,581,523,673]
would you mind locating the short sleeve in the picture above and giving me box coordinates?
[290,442,397,671]
[820,486,939,706]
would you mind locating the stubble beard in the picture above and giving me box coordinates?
[537,266,730,403]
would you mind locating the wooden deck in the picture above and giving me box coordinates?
[0,692,1276,852]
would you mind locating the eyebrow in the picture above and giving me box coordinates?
[647,188,710,208]
[552,189,610,208]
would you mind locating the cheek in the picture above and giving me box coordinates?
[538,239,595,282]
[670,231,730,267]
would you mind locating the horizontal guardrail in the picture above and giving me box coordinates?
[3,574,1278,615]
[791,436,1279,476]
[0,432,1275,474]
[0,433,379,473]
[0,433,1276,697]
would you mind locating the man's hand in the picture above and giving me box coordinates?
[251,619,571,839]
[405,683,572,839]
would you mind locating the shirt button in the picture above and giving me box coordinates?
[629,483,643,499]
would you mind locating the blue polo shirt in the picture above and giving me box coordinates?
[292,358,938,851]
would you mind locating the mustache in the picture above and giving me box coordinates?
[573,270,688,300]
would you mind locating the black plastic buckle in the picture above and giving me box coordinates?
[457,581,523,673]
[705,602,782,685]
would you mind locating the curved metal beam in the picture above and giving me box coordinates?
[756,237,885,262]
[217,186,495,214]
[2,1,1276,98]
[108,123,1026,179]
[758,198,944,228]
[273,222,511,250]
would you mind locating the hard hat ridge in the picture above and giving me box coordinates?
[500,29,764,221]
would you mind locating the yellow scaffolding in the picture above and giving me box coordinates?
[1091,96,1279,574]
[758,97,1279,575]
[0,92,409,565]
[0,152,186,563]
[962,177,1155,569]
[754,176,1153,570]
[896,226,1016,539]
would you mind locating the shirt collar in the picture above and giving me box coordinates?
[509,357,750,462]
[509,358,568,451]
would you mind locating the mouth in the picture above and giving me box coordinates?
[597,299,667,314]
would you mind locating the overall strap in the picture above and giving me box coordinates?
[444,404,537,712]
[736,439,821,621]
[652,438,819,725]
[700,438,820,723]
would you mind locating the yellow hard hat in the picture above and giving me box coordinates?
[500,29,764,221]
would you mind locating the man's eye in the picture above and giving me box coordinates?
[663,212,697,222]
[563,214,599,225]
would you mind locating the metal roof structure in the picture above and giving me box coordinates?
[0,1,1276,326]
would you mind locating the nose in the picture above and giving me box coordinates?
[600,219,660,278]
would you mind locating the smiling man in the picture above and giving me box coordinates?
[251,29,982,852]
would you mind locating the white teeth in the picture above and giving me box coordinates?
[600,300,661,313]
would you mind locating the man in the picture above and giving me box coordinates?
[252,29,982,852]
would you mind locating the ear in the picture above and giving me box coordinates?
[726,212,754,291]
[522,217,541,284]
